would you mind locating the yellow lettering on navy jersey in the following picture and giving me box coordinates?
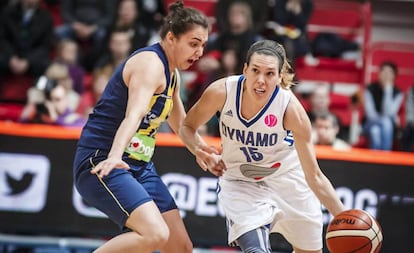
[138,70,178,137]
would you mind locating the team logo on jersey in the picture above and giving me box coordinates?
[224,110,233,117]
[264,114,277,127]
[125,134,155,162]
[240,162,281,180]
[0,153,50,212]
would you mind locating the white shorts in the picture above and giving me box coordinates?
[218,167,323,251]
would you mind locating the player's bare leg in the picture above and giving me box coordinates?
[160,209,193,253]
[94,201,169,253]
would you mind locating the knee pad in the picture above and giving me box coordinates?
[236,226,272,253]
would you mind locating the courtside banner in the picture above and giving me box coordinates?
[0,122,413,252]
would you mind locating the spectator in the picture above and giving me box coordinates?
[19,76,52,124]
[77,70,111,118]
[20,74,86,127]
[54,39,85,96]
[306,82,348,140]
[208,0,263,73]
[312,111,351,150]
[363,61,404,151]
[185,0,263,137]
[0,0,55,102]
[215,0,268,35]
[189,0,262,106]
[113,0,153,50]
[267,0,317,65]
[55,0,117,71]
[400,85,414,152]
[45,62,80,112]
[78,28,132,118]
[306,83,337,121]
[306,82,331,122]
[45,79,86,127]
[93,28,132,75]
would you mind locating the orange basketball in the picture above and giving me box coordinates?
[326,209,383,253]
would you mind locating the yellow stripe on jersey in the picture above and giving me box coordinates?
[137,70,178,137]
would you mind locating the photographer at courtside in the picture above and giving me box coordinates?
[20,75,86,127]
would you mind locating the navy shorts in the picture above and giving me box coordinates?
[74,147,177,229]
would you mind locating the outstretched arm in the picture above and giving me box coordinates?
[284,91,346,216]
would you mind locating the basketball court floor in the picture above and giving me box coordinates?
[0,233,293,253]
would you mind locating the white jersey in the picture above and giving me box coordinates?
[217,75,323,250]
[219,75,300,181]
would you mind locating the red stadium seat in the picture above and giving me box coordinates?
[295,0,372,86]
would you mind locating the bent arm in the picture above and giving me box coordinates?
[179,78,227,174]
[384,92,404,118]
[108,52,165,160]
[284,92,346,216]
[179,78,225,154]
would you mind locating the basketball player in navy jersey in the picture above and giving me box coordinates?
[73,2,209,252]
[179,40,346,253]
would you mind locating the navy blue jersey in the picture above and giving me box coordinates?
[76,43,177,155]
[72,43,179,225]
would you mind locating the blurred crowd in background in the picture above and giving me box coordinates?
[0,0,413,152]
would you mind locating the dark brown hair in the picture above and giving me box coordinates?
[159,1,209,39]
[380,61,398,76]
[246,40,295,89]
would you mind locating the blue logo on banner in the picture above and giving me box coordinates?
[0,153,50,212]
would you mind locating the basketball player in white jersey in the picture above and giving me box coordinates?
[179,40,346,253]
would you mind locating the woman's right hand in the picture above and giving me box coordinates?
[195,146,226,176]
[90,157,130,178]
